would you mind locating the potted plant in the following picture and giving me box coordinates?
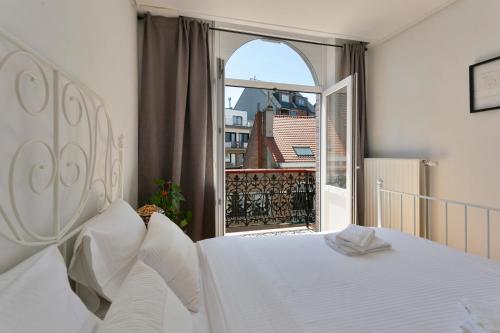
[150,179,192,232]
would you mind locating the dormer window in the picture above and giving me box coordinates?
[232,115,243,126]
[281,93,289,103]
[293,146,314,157]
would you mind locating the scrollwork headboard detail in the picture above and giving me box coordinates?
[0,28,124,253]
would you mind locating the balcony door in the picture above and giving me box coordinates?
[320,76,354,231]
[215,37,323,236]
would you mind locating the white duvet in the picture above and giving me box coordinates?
[198,229,500,333]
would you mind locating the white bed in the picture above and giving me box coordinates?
[198,229,500,333]
[194,261,217,333]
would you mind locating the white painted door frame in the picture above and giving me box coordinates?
[215,77,322,236]
[320,75,353,231]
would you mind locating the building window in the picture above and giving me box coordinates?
[293,146,314,157]
[225,132,236,142]
[232,116,243,126]
[240,133,249,143]
[290,111,298,117]
[297,98,305,106]
[237,153,245,165]
[226,153,238,166]
[281,93,289,103]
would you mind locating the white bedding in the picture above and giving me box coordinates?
[198,229,500,333]
[192,255,213,333]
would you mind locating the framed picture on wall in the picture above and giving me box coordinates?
[469,55,500,113]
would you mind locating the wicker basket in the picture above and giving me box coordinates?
[136,204,165,227]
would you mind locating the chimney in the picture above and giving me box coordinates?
[228,97,232,109]
[265,105,274,138]
[263,90,274,138]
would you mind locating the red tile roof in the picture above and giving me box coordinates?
[267,115,317,163]
[326,117,347,158]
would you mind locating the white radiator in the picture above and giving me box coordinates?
[364,158,427,236]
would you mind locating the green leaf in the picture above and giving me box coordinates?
[148,179,192,231]
[150,194,161,206]
[154,179,165,186]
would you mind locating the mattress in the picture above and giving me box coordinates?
[198,229,500,333]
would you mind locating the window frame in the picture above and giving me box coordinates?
[232,115,243,126]
[225,132,237,142]
[225,78,321,94]
[214,33,328,237]
[293,146,314,157]
[223,37,321,89]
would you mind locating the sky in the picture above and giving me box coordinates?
[225,39,318,109]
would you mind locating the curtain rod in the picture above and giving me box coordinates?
[209,27,343,48]
[137,14,348,48]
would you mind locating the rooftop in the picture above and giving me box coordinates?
[267,115,317,163]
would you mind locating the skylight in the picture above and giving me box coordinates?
[293,146,313,157]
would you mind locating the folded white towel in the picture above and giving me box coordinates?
[336,224,375,251]
[336,236,391,253]
[458,299,500,333]
[324,233,391,256]
[335,236,376,253]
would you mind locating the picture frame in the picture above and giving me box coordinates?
[469,55,500,113]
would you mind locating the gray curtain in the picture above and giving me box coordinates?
[340,43,367,226]
[139,14,215,241]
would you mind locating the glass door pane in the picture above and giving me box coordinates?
[326,87,348,189]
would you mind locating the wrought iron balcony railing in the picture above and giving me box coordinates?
[224,140,247,149]
[225,169,316,231]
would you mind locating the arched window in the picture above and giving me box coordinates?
[221,36,323,234]
[225,39,317,86]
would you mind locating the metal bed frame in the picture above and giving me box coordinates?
[0,27,124,252]
[376,178,500,259]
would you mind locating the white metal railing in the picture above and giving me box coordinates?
[376,178,500,259]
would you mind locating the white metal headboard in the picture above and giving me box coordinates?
[0,28,124,252]
[376,178,500,260]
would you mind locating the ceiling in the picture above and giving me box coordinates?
[137,0,457,45]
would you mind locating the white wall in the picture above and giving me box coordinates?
[368,0,500,206]
[0,0,138,206]
[367,0,500,257]
[225,109,249,126]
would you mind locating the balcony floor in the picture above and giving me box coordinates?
[227,226,316,237]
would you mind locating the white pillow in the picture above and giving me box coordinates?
[138,212,200,312]
[99,260,194,333]
[69,199,146,300]
[0,246,100,333]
